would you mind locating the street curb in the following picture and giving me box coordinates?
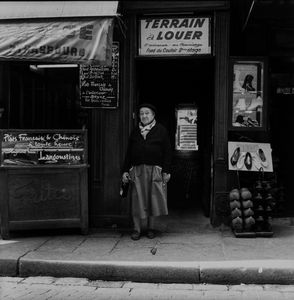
[200,260,294,284]
[19,259,200,283]
[0,258,18,277]
[17,259,294,284]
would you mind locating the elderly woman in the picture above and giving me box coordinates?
[122,103,172,240]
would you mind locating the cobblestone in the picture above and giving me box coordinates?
[2,277,294,299]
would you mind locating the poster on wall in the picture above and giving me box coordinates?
[139,17,211,56]
[175,108,198,151]
[80,42,119,108]
[228,141,273,172]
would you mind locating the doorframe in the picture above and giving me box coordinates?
[122,3,230,226]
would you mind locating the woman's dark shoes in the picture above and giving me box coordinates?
[230,147,240,166]
[257,148,268,167]
[244,152,252,170]
[131,230,141,241]
[146,229,156,239]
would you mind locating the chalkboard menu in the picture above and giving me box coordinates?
[80,42,119,108]
[0,130,87,166]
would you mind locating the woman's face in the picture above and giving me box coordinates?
[139,107,155,125]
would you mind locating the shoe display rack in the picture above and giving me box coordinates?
[229,171,276,238]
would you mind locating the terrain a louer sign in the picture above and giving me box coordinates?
[0,18,114,65]
[139,17,211,56]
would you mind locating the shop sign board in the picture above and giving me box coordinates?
[139,17,211,56]
[80,42,119,108]
[175,108,198,151]
[228,141,273,172]
[0,18,114,65]
[0,130,87,166]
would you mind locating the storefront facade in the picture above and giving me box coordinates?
[0,1,293,236]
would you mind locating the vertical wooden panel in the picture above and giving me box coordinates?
[211,10,230,226]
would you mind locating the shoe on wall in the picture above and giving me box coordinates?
[230,147,241,167]
[237,152,246,170]
[257,148,268,168]
[244,152,253,170]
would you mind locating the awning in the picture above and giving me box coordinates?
[0,1,118,19]
[0,1,119,65]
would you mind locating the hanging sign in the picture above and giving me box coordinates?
[228,142,273,172]
[175,108,198,151]
[0,18,114,65]
[139,17,211,56]
[80,42,119,108]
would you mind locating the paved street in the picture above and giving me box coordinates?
[1,276,294,299]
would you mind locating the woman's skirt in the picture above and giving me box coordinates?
[129,164,168,218]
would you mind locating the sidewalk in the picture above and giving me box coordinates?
[1,211,294,284]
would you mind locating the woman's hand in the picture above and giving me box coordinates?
[162,172,171,184]
[122,172,130,184]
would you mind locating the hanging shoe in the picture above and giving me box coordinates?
[242,199,253,209]
[252,154,262,171]
[257,148,268,168]
[229,188,240,201]
[243,207,254,217]
[247,96,263,110]
[264,182,272,192]
[234,98,247,110]
[265,206,272,213]
[253,193,263,204]
[240,188,252,200]
[256,205,264,213]
[237,152,246,170]
[244,152,253,170]
[266,193,274,202]
[255,181,263,191]
[256,215,264,222]
[231,207,242,218]
[230,200,241,210]
[244,216,255,230]
[232,216,243,230]
[230,147,241,167]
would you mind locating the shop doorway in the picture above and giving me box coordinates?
[270,58,294,215]
[136,58,214,216]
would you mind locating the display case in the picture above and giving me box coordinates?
[0,129,88,239]
[230,58,267,130]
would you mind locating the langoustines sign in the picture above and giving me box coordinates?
[0,18,114,65]
[139,17,211,56]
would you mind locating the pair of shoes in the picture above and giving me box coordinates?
[146,229,156,239]
[131,230,141,241]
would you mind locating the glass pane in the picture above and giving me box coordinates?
[232,61,264,128]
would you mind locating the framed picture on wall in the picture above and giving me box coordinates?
[230,58,267,130]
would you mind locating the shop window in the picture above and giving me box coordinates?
[230,58,267,130]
